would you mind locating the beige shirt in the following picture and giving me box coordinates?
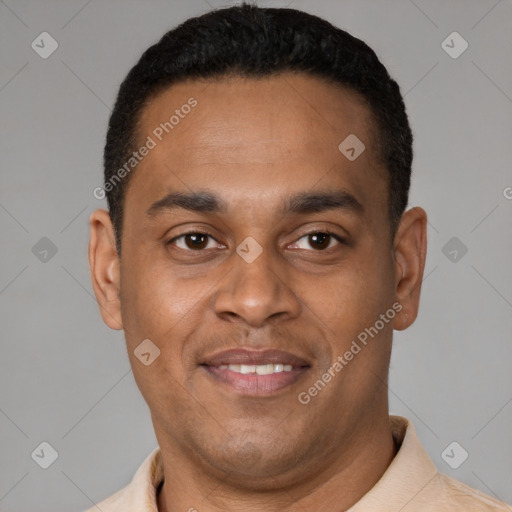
[85,415,511,511]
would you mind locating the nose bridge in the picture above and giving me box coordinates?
[213,238,300,326]
[235,243,279,298]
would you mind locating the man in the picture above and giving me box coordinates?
[87,4,511,511]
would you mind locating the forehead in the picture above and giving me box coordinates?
[126,72,387,221]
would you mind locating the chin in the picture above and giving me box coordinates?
[196,438,311,489]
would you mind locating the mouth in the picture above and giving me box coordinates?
[200,348,311,396]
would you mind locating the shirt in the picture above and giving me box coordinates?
[85,415,512,511]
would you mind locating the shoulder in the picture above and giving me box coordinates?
[83,486,127,512]
[434,473,512,511]
[82,446,162,512]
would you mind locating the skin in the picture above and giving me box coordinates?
[89,72,427,512]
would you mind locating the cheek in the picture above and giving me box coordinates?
[119,257,210,377]
[323,244,394,340]
[120,253,195,332]
[118,264,194,414]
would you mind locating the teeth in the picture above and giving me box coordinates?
[217,363,294,374]
[256,364,275,375]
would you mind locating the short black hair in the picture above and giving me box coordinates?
[104,3,412,254]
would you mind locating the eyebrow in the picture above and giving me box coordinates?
[146,189,364,218]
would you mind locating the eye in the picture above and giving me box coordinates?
[167,230,346,252]
[290,231,345,251]
[168,231,223,251]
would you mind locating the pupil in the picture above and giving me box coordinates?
[311,233,329,249]
[187,234,207,249]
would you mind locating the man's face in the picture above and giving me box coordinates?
[93,73,415,484]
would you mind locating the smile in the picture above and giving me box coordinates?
[218,363,294,374]
[202,364,309,396]
[199,347,311,396]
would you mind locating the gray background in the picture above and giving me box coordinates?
[1,0,511,510]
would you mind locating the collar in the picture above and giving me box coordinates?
[105,415,437,511]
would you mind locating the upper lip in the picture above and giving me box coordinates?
[201,348,311,367]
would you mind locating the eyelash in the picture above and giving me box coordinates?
[167,230,347,251]
[167,230,217,247]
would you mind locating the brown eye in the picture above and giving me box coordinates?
[292,232,345,251]
[184,233,209,250]
[308,233,331,250]
[168,232,219,251]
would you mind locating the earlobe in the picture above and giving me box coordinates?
[392,207,428,331]
[88,209,123,330]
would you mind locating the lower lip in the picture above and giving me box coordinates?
[202,365,309,396]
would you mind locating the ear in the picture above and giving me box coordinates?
[392,207,427,331]
[88,209,123,330]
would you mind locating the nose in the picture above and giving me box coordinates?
[212,243,301,327]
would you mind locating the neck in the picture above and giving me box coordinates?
[157,414,398,512]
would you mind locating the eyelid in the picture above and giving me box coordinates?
[292,225,348,244]
[167,230,221,246]
[290,230,347,250]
